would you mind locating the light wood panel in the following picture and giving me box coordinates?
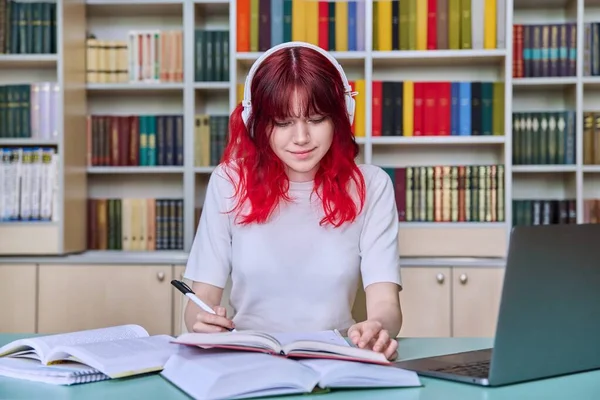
[0,265,37,333]
[0,225,60,255]
[398,226,508,257]
[398,267,453,337]
[37,264,172,335]
[452,267,506,337]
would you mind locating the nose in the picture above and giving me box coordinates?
[292,121,310,145]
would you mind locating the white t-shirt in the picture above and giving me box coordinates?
[184,162,402,333]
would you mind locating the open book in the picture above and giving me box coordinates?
[173,329,391,365]
[161,346,422,400]
[0,324,178,384]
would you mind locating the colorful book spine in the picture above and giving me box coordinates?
[371,81,504,137]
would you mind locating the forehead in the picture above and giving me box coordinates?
[274,86,321,118]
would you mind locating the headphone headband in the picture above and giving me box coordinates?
[241,41,357,135]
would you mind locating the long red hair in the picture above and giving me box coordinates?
[221,45,366,227]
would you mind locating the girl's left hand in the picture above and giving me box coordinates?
[347,320,398,361]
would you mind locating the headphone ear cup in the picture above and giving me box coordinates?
[346,95,356,125]
[242,104,251,127]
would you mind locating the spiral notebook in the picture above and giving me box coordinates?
[0,357,108,385]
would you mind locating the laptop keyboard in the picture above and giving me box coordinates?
[432,360,490,378]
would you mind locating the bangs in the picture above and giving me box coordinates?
[262,73,339,122]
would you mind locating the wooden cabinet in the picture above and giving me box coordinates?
[399,267,453,337]
[399,266,505,338]
[0,262,504,338]
[37,264,173,336]
[0,264,37,333]
[452,267,505,337]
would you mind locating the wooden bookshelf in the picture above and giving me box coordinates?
[6,0,599,259]
[0,0,88,255]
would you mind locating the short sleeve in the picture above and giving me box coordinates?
[359,167,402,290]
[184,166,233,288]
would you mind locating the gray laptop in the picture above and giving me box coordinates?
[394,223,600,386]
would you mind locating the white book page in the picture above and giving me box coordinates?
[298,359,422,389]
[0,324,149,364]
[161,347,319,400]
[47,335,177,378]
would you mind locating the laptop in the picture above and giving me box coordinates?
[394,223,600,386]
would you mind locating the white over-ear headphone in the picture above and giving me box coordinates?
[241,41,357,136]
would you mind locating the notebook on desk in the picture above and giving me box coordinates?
[0,324,179,385]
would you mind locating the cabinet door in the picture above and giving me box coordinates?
[452,267,505,337]
[37,264,173,335]
[0,264,36,333]
[398,267,452,337]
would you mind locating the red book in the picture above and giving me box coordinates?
[372,81,382,136]
[318,2,329,50]
[427,0,437,50]
[413,82,424,136]
[513,25,523,78]
[422,82,436,135]
[395,168,406,221]
[437,82,451,136]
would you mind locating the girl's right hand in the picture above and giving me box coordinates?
[192,305,235,333]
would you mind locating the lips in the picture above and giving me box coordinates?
[290,148,315,155]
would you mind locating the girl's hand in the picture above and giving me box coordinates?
[192,306,235,333]
[347,320,398,361]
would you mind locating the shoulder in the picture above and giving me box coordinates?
[208,161,242,192]
[357,164,393,194]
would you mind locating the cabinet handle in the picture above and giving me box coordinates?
[157,271,165,282]
[459,273,468,284]
[436,273,445,284]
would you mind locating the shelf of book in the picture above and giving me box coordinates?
[10,0,600,259]
[0,0,88,256]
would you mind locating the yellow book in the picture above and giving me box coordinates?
[237,83,244,104]
[403,81,414,136]
[250,0,259,52]
[354,79,366,137]
[484,0,497,49]
[139,198,147,250]
[292,0,306,42]
[335,1,348,51]
[373,1,379,50]
[305,0,319,45]
[377,0,392,51]
[416,0,427,50]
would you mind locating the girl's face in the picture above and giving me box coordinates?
[269,91,334,182]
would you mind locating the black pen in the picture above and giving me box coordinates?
[171,280,236,332]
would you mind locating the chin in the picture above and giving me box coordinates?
[287,161,319,173]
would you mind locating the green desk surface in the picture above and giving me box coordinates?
[1,334,599,399]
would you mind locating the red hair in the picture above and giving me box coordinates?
[221,45,366,227]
